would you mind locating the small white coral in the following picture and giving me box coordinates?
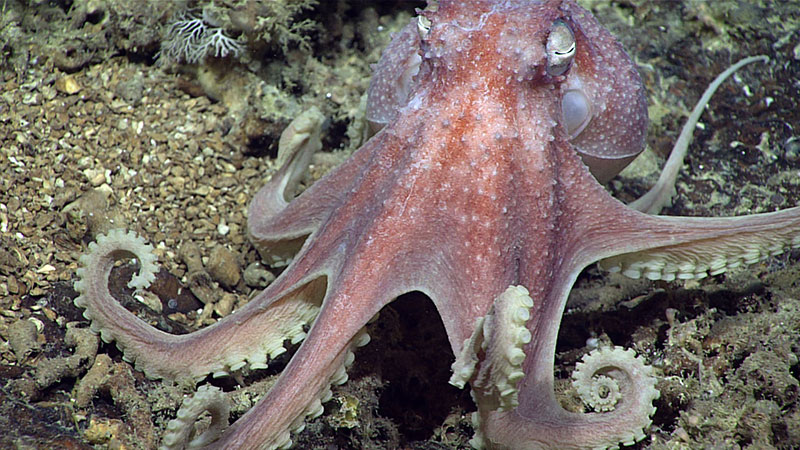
[158,8,244,65]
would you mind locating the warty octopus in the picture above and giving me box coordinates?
[73,0,800,449]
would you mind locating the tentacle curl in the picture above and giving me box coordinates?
[572,347,658,419]
[73,229,324,382]
[161,385,231,450]
[454,287,660,450]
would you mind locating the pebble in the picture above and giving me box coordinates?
[187,268,216,305]
[214,292,237,317]
[207,246,241,289]
[135,291,163,314]
[62,184,126,239]
[783,137,800,164]
[180,242,216,304]
[55,74,82,95]
[8,319,40,362]
[243,262,275,288]
[179,241,204,273]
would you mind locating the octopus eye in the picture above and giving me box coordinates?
[546,20,575,76]
[417,15,431,39]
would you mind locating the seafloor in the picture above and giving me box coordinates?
[1,0,799,449]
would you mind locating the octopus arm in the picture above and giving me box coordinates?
[461,201,800,449]
[454,282,659,450]
[248,109,391,267]
[477,360,658,450]
[74,229,327,382]
[471,206,800,450]
[450,286,534,411]
[630,56,769,215]
[558,162,800,282]
[198,270,393,449]
[161,385,230,450]
[475,342,659,450]
[597,208,800,282]
[461,155,800,449]
[247,107,329,266]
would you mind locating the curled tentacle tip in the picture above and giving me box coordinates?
[571,346,660,447]
[160,385,230,450]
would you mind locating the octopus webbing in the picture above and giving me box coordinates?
[73,0,800,449]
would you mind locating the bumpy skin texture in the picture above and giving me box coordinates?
[74,1,800,449]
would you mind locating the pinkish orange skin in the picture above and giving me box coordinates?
[239,1,800,448]
[233,0,800,448]
[72,1,800,448]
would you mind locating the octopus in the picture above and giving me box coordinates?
[73,0,800,449]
